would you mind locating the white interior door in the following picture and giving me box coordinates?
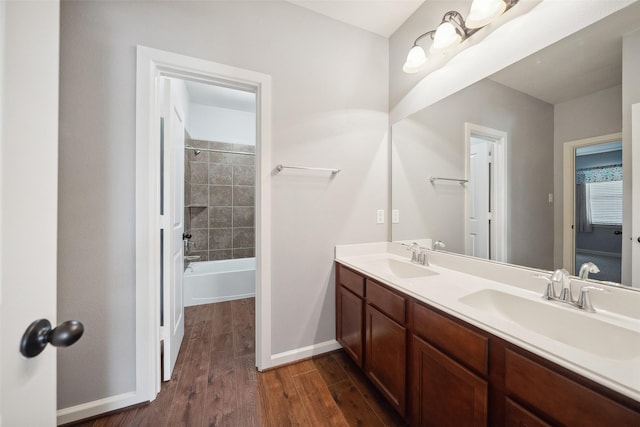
[1,1,60,424]
[469,138,491,259]
[161,79,185,381]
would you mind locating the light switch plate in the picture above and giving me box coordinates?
[376,209,385,224]
[392,209,400,224]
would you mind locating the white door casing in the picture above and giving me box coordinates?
[469,139,490,259]
[562,132,623,276]
[632,104,640,287]
[465,123,507,263]
[1,1,60,425]
[136,46,272,401]
[161,78,185,381]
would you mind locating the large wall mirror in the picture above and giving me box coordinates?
[391,2,640,288]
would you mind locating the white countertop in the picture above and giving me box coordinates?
[335,242,640,403]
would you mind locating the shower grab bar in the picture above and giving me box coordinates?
[185,145,255,156]
[276,164,341,175]
[429,176,468,185]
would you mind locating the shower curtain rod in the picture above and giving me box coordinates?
[184,144,255,156]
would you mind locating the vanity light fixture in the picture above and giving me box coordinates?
[402,0,518,73]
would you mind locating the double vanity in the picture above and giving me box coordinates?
[335,242,640,426]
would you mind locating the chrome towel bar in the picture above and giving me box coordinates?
[429,176,468,185]
[276,164,341,175]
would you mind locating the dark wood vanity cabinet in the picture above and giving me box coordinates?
[411,301,489,426]
[334,262,640,426]
[335,265,407,415]
[365,279,407,416]
[412,336,488,426]
[504,348,640,426]
[336,265,365,366]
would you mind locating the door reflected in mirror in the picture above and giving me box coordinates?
[572,139,623,283]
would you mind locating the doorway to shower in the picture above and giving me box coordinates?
[160,76,257,381]
[136,47,273,403]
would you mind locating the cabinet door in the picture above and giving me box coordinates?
[337,285,364,366]
[412,336,487,427]
[505,398,551,427]
[365,304,406,416]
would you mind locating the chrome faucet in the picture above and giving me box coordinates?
[553,268,573,303]
[417,248,429,266]
[407,242,420,263]
[537,268,608,312]
[578,262,600,280]
[433,240,446,251]
[406,242,429,265]
[184,239,196,253]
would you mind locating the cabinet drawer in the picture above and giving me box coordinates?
[338,264,365,297]
[413,302,488,375]
[366,279,406,324]
[505,349,640,426]
[505,398,551,427]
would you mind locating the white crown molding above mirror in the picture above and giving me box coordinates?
[390,0,635,123]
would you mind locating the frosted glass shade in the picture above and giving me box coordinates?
[403,45,427,73]
[431,21,462,52]
[466,0,507,29]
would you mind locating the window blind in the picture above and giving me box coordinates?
[588,180,623,225]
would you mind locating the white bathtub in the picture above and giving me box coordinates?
[184,257,255,307]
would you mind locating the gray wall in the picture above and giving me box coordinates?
[552,85,622,269]
[392,79,555,269]
[58,1,388,409]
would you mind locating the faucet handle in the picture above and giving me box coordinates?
[535,274,557,300]
[551,268,573,302]
[576,286,609,313]
[418,248,429,266]
[433,240,446,251]
[406,242,419,262]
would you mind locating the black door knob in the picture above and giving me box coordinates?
[20,319,84,358]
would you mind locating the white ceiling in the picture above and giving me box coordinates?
[489,2,640,105]
[287,0,425,38]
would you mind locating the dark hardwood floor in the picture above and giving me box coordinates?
[68,298,407,427]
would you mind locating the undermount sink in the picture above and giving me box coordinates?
[363,258,438,279]
[459,289,640,361]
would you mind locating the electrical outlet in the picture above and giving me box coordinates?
[376,209,385,224]
[548,193,553,203]
[392,209,400,224]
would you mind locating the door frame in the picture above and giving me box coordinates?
[464,123,507,262]
[633,104,640,287]
[562,132,622,275]
[135,46,272,400]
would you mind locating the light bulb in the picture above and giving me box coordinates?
[431,21,462,53]
[466,0,507,29]
[402,45,427,73]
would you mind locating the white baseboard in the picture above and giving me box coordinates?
[266,339,342,369]
[57,391,146,425]
[184,292,256,307]
[576,248,622,258]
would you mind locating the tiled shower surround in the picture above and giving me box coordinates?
[184,136,255,261]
